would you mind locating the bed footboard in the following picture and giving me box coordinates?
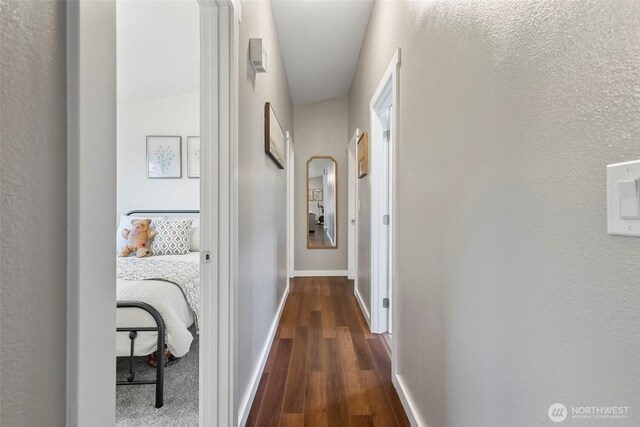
[116,301,165,408]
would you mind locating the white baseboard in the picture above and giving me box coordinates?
[393,374,426,427]
[237,283,290,427]
[293,270,348,277]
[354,286,370,328]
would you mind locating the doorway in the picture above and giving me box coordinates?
[348,128,360,283]
[369,50,400,347]
[66,1,239,425]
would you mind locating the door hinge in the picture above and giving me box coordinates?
[202,250,212,264]
[383,214,390,225]
[382,298,389,308]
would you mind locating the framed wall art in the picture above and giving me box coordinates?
[187,136,200,178]
[264,102,286,169]
[357,131,368,178]
[147,135,182,178]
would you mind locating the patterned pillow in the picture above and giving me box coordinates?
[150,219,193,255]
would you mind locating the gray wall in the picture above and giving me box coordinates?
[1,1,67,425]
[237,0,293,419]
[294,96,348,272]
[349,1,640,426]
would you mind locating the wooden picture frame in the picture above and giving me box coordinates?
[264,102,286,169]
[357,131,368,178]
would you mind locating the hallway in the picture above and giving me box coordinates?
[247,277,410,427]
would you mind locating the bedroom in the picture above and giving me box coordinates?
[115,0,201,424]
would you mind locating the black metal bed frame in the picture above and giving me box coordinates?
[116,301,165,408]
[116,209,199,409]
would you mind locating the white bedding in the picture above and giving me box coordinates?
[116,252,199,357]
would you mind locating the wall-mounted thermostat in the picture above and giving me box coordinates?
[607,160,640,237]
[249,38,267,73]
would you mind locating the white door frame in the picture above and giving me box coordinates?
[66,1,240,425]
[369,49,400,342]
[287,131,295,278]
[348,129,360,281]
[199,1,239,425]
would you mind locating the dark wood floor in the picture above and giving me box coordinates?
[247,277,410,427]
[308,224,334,248]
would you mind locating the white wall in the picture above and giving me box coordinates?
[349,1,640,425]
[0,2,67,425]
[116,92,200,215]
[236,0,294,422]
[294,96,348,272]
[116,0,199,216]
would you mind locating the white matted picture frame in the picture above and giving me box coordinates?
[147,135,182,178]
[187,136,200,178]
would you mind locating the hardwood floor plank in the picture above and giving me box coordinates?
[246,373,269,427]
[278,295,301,339]
[304,372,328,427]
[360,370,399,427]
[282,327,309,414]
[279,413,304,427]
[350,415,375,427]
[351,296,375,339]
[254,339,293,427]
[340,286,376,371]
[247,277,409,427]
[321,295,337,338]
[368,338,411,427]
[330,283,348,327]
[264,338,279,374]
[324,338,351,427]
[308,311,323,372]
[309,277,324,311]
[336,327,371,416]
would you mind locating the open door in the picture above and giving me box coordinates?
[348,129,360,281]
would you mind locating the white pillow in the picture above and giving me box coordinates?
[116,215,165,255]
[150,219,193,256]
[189,220,200,252]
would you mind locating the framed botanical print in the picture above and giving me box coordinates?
[357,131,368,178]
[147,136,182,178]
[187,136,200,178]
[313,188,323,201]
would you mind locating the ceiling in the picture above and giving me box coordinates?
[271,0,374,105]
[117,0,199,104]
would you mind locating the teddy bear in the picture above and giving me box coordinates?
[119,219,156,257]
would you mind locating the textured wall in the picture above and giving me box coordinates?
[349,0,640,425]
[237,0,294,420]
[294,96,349,271]
[0,1,67,425]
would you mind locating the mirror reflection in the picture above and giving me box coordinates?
[307,157,337,249]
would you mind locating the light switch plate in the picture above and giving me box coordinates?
[607,160,640,236]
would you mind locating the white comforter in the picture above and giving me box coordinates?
[116,252,199,357]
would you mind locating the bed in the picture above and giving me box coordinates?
[116,210,200,408]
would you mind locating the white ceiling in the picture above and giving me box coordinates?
[271,0,374,105]
[117,0,199,104]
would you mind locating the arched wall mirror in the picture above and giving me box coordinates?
[307,156,338,249]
